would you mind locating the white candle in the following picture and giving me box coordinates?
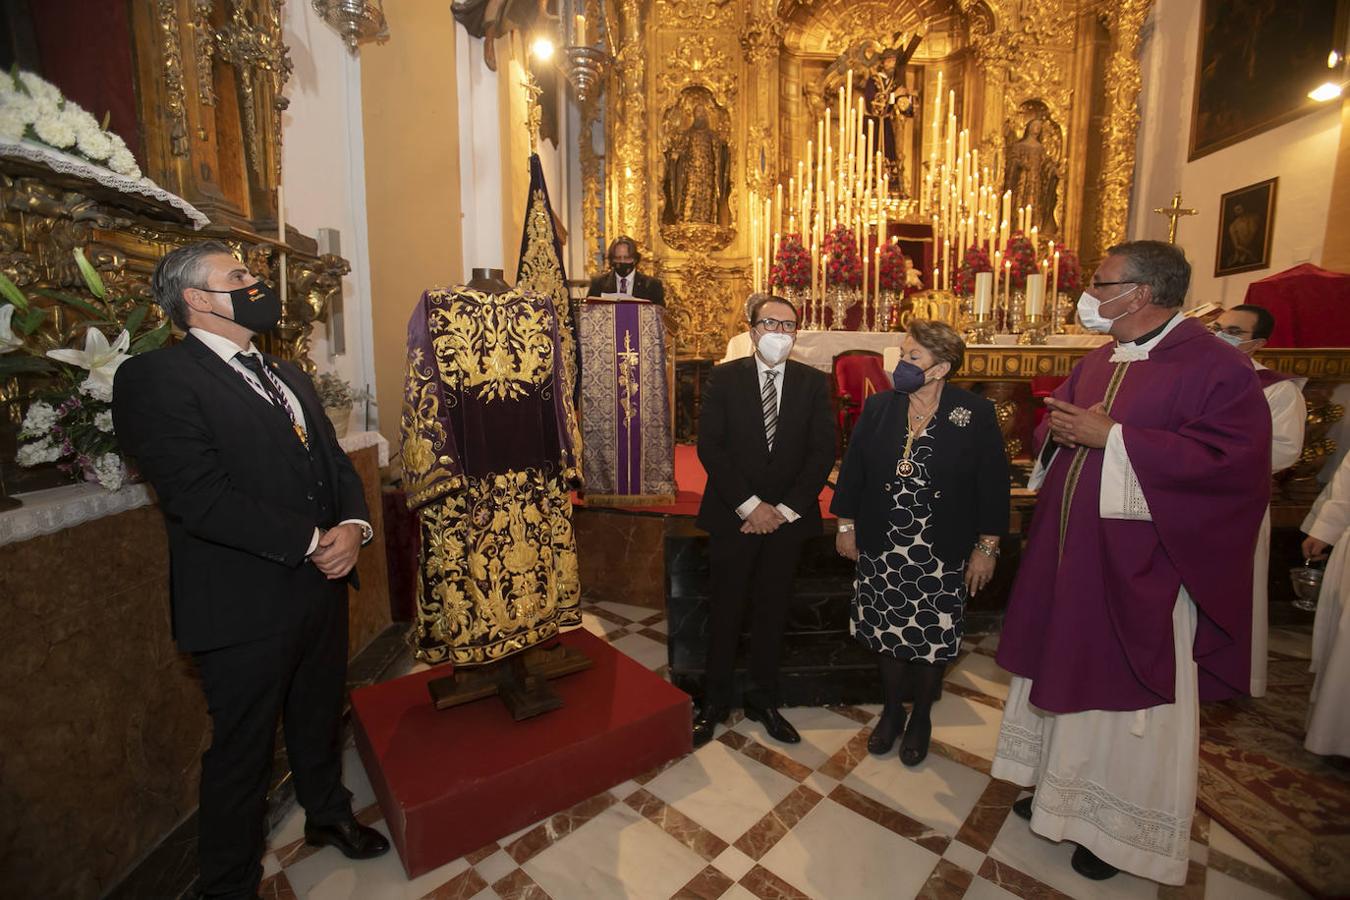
[574,13,586,44]
[974,271,993,317]
[1025,273,1045,316]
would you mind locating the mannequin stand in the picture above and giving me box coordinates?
[427,643,593,720]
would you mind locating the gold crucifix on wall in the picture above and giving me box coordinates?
[1153,192,1197,245]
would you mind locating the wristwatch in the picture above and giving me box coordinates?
[837,523,855,533]
[975,539,1000,558]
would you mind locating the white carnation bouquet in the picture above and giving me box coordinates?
[0,68,141,179]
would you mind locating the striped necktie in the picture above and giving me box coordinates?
[762,369,779,451]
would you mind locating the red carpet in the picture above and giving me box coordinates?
[351,629,692,878]
[579,443,836,518]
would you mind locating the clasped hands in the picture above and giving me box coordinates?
[310,522,362,579]
[1046,397,1115,449]
[741,501,786,535]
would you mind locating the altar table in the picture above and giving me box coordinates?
[720,329,1109,373]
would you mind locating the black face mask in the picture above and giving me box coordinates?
[612,262,635,278]
[200,282,282,334]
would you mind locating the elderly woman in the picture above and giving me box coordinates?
[831,320,1010,765]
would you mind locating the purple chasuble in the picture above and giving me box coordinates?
[997,318,1271,713]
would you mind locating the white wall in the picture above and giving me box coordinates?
[456,25,506,273]
[1130,0,1342,308]
[280,3,378,430]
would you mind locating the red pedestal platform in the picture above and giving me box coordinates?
[351,628,692,878]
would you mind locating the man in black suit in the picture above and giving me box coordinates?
[587,235,665,304]
[693,294,836,747]
[112,241,388,900]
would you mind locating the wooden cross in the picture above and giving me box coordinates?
[1153,191,1197,244]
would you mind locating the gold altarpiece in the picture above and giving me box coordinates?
[583,0,1153,359]
[0,0,348,489]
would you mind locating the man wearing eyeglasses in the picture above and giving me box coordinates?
[1211,305,1306,698]
[692,294,836,748]
[990,241,1270,885]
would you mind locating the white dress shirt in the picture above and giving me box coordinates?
[189,327,371,555]
[735,355,800,523]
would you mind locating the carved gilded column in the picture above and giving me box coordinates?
[1092,0,1154,261]
[607,0,650,255]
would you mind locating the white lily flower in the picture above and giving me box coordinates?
[0,304,21,353]
[47,327,131,393]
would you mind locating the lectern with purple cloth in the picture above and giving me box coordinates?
[578,298,676,505]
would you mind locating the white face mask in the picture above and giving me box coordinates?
[1214,331,1251,351]
[756,332,794,366]
[1077,284,1138,333]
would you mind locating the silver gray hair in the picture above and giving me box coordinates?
[1105,240,1191,309]
[151,240,236,331]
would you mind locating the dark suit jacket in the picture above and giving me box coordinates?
[587,270,665,305]
[696,357,836,537]
[831,385,1009,561]
[112,333,368,653]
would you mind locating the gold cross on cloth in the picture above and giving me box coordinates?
[1153,191,1197,245]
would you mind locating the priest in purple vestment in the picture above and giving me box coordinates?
[991,241,1271,886]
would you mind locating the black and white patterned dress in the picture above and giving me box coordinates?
[851,434,968,662]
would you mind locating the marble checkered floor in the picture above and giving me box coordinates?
[255,600,1313,900]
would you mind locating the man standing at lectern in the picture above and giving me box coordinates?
[113,241,388,900]
[587,235,665,304]
[693,294,835,748]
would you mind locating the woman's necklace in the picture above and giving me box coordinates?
[897,386,942,478]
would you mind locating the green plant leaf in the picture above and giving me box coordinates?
[0,354,55,376]
[130,321,170,353]
[123,304,147,337]
[33,288,108,322]
[17,306,46,335]
[0,271,29,311]
[73,248,107,299]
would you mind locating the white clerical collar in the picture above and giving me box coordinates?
[755,355,785,378]
[1109,313,1182,362]
[190,326,258,363]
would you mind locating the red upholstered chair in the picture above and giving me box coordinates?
[832,350,891,453]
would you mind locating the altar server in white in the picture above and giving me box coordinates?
[1211,304,1306,696]
[1300,452,1350,757]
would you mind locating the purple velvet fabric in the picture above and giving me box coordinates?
[997,318,1271,712]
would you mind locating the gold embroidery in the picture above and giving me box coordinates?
[1058,361,1132,555]
[424,288,555,404]
[401,343,458,507]
[517,187,584,474]
[413,468,581,666]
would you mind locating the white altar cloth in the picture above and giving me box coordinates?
[721,330,1109,374]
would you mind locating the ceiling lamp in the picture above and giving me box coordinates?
[312,0,389,54]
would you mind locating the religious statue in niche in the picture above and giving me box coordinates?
[661,88,732,228]
[1002,107,1063,236]
[819,34,924,201]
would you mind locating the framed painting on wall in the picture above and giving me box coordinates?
[1215,178,1277,278]
[1188,0,1347,160]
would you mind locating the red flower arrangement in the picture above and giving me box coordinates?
[878,242,909,292]
[955,245,993,295]
[822,225,862,289]
[770,233,811,291]
[1002,232,1036,289]
[1054,246,1082,294]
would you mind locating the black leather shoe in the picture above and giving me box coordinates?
[692,704,729,748]
[867,707,907,756]
[743,703,801,745]
[304,817,390,860]
[899,714,932,767]
[1013,796,1034,821]
[1071,844,1119,881]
